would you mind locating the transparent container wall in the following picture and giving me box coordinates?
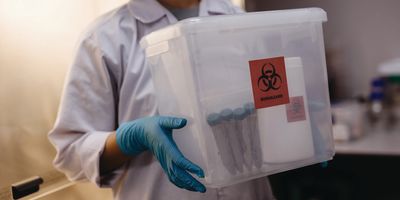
[146,37,209,172]
[145,11,334,188]
[188,22,334,186]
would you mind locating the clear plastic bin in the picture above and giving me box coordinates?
[140,8,334,188]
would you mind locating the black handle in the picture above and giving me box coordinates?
[11,176,44,199]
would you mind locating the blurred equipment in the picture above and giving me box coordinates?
[332,100,366,142]
[365,58,400,131]
[384,76,400,130]
[378,58,400,76]
[378,59,400,130]
[367,78,385,124]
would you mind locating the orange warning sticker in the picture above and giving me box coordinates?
[249,56,289,109]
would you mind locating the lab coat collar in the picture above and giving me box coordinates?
[128,0,230,24]
[199,0,231,16]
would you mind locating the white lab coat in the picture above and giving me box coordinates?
[49,0,275,199]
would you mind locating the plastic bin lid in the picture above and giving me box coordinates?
[140,8,327,49]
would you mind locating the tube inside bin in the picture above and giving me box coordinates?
[207,113,237,174]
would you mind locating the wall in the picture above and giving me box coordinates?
[246,0,400,99]
[0,0,126,199]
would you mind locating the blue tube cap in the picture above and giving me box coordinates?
[207,113,221,126]
[220,108,233,121]
[244,102,255,115]
[233,108,247,120]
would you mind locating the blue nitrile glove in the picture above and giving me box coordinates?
[116,116,206,193]
[320,161,329,168]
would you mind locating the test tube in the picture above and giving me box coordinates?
[244,102,263,169]
[220,108,244,173]
[233,107,253,171]
[207,113,237,175]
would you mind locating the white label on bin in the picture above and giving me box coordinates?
[249,56,290,109]
[145,41,169,57]
[286,96,306,122]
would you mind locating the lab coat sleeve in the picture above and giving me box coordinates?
[231,3,245,14]
[48,34,123,188]
[222,0,245,14]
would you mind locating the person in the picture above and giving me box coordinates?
[48,0,275,199]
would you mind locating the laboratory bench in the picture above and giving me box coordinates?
[335,131,400,156]
[269,131,400,200]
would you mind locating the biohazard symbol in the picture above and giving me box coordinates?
[257,63,282,92]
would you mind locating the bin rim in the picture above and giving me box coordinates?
[140,7,327,49]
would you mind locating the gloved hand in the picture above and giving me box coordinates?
[116,116,206,193]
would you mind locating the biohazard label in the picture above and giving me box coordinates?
[249,56,289,109]
[286,96,307,122]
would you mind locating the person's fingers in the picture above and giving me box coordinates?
[160,158,197,192]
[156,137,205,192]
[175,156,205,178]
[175,178,198,192]
[167,171,192,190]
[163,137,205,178]
[158,116,187,129]
[174,166,206,193]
